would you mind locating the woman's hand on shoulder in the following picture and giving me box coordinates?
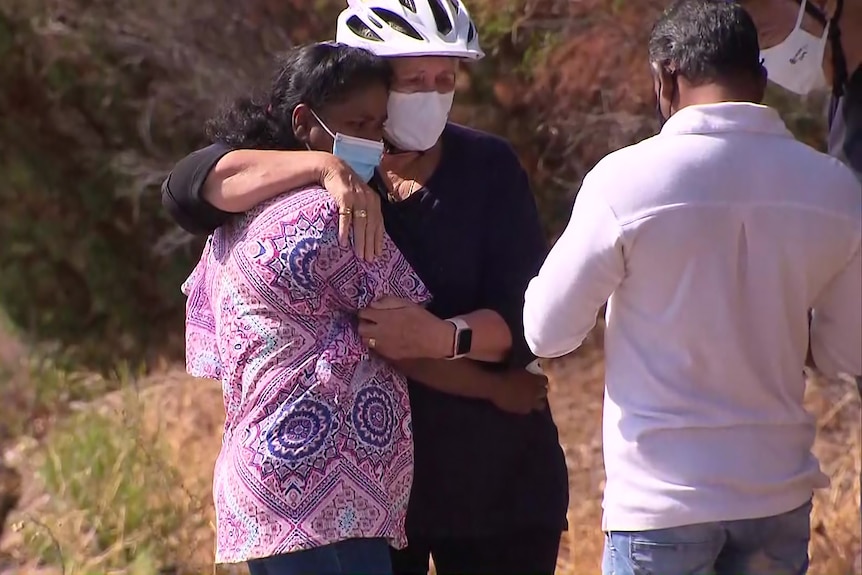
[320,155,384,263]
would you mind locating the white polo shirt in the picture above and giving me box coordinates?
[523,102,862,531]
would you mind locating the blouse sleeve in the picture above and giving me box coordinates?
[322,200,432,310]
[248,190,431,313]
[181,238,223,380]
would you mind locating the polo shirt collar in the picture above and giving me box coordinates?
[661,102,794,139]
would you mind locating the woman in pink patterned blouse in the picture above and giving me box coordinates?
[181,43,430,574]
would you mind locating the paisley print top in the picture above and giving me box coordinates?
[182,186,431,564]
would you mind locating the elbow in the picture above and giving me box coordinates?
[200,165,241,213]
[161,177,204,236]
[523,290,584,359]
[161,177,178,218]
[193,149,250,213]
[523,323,583,360]
[478,310,514,363]
[523,328,550,358]
[522,308,547,356]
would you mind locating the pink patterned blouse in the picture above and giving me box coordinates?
[182,187,430,564]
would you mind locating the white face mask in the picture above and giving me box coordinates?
[760,0,829,96]
[384,91,455,152]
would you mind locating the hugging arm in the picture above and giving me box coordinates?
[161,144,235,235]
[393,358,548,414]
[361,142,553,413]
[161,145,383,258]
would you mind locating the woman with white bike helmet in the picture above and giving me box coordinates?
[163,1,569,574]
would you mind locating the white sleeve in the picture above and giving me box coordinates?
[523,176,625,358]
[810,241,862,378]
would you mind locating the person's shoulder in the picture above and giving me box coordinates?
[815,149,861,192]
[791,143,862,206]
[249,186,337,228]
[259,185,331,209]
[443,123,520,162]
[582,136,658,183]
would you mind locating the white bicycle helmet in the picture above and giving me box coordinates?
[335,0,484,60]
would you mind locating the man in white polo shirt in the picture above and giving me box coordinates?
[522,0,862,573]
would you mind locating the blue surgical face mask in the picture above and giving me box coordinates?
[309,109,384,183]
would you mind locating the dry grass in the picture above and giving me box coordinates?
[805,371,862,574]
[1,344,858,574]
[1,374,229,575]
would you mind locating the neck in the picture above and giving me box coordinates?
[386,135,443,158]
[678,84,762,110]
[380,137,443,199]
[382,138,442,171]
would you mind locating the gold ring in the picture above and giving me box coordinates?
[368,337,377,349]
[356,209,368,219]
[339,207,353,216]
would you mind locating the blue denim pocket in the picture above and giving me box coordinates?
[608,524,724,575]
[720,500,812,575]
[629,540,722,575]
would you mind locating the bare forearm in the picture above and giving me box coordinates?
[458,309,512,363]
[391,356,548,414]
[392,358,497,400]
[203,149,333,213]
[420,309,512,362]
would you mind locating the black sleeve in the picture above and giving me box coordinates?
[478,144,549,370]
[161,143,236,235]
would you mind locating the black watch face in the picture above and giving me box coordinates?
[456,328,473,356]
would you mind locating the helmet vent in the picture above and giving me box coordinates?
[370,8,424,40]
[467,22,475,43]
[346,15,384,41]
[399,0,417,13]
[448,0,459,8]
[427,0,453,35]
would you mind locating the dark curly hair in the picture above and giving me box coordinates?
[205,42,393,151]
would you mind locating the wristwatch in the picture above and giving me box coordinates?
[444,317,473,360]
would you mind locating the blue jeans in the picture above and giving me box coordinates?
[602,501,812,575]
[247,537,392,575]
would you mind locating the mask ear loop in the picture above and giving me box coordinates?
[308,108,337,140]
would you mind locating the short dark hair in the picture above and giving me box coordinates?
[648,0,762,85]
[206,42,392,150]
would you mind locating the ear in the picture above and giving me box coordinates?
[292,103,313,147]
[651,61,675,116]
